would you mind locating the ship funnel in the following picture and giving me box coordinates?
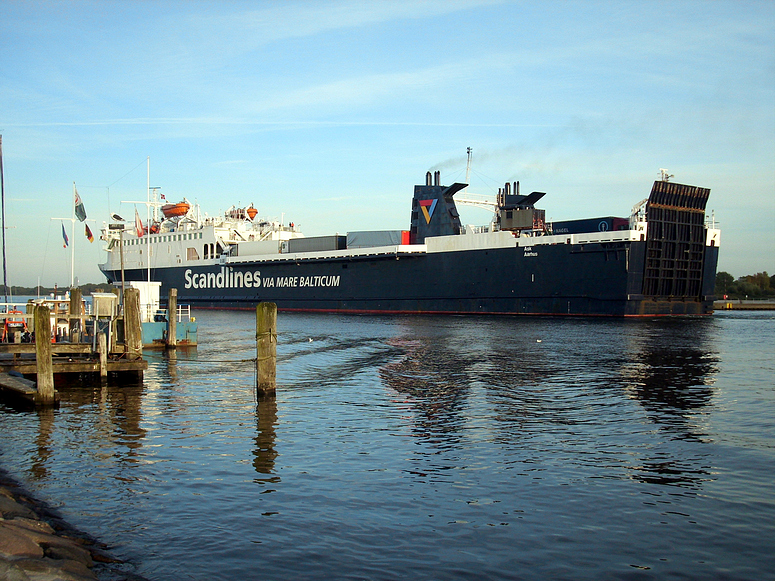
[426,172,433,186]
[410,179,466,244]
[434,171,440,186]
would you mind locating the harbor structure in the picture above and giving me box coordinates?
[0,288,149,406]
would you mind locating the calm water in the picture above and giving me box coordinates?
[1,311,773,580]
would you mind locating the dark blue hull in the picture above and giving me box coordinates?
[101,240,718,317]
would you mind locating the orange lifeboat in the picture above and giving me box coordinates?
[162,202,191,218]
[246,206,258,220]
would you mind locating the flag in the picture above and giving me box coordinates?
[134,208,144,237]
[160,193,166,200]
[85,223,94,242]
[62,222,69,248]
[74,187,87,222]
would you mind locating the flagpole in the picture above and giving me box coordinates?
[147,156,151,283]
[0,135,7,304]
[70,182,77,288]
[52,188,93,292]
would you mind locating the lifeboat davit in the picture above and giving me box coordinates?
[162,202,191,218]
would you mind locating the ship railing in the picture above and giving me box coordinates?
[175,304,192,323]
[462,224,493,235]
[513,229,647,247]
[138,303,192,323]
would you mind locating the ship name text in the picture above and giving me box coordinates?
[184,267,340,290]
[523,246,539,257]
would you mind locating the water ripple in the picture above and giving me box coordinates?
[0,311,773,580]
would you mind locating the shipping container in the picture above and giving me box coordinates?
[232,240,282,256]
[347,230,410,248]
[550,217,628,235]
[287,235,347,253]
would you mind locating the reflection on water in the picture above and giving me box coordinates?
[618,320,719,488]
[381,337,470,450]
[0,311,772,581]
[620,319,717,413]
[31,407,54,480]
[377,316,720,491]
[253,398,279,482]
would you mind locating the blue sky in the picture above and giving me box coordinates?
[1,0,773,288]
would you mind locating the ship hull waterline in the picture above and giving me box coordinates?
[101,241,718,318]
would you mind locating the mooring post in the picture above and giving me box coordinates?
[167,288,178,349]
[123,287,143,360]
[256,302,277,396]
[69,287,82,343]
[98,332,108,380]
[34,304,55,404]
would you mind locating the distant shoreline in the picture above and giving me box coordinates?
[1,283,110,299]
[714,299,775,310]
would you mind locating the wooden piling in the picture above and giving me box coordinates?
[167,288,178,348]
[256,302,277,396]
[123,287,143,361]
[98,332,108,380]
[33,305,55,405]
[69,287,82,342]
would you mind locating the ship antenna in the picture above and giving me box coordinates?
[465,147,472,185]
[659,168,674,182]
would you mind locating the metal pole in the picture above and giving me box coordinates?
[146,156,151,283]
[119,228,126,304]
[0,135,7,304]
[70,182,76,288]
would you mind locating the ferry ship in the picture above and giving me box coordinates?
[99,170,720,316]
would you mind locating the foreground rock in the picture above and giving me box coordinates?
[0,468,148,580]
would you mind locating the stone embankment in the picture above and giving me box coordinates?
[0,468,147,581]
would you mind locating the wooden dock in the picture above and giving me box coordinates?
[0,372,53,406]
[0,287,147,407]
[0,343,148,375]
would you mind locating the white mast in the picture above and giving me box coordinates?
[455,147,498,212]
[121,156,159,283]
[147,156,150,282]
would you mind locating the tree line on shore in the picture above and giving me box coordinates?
[715,272,774,300]
[1,283,110,298]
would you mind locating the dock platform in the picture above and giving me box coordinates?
[0,372,56,406]
[0,343,148,375]
[0,287,149,407]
